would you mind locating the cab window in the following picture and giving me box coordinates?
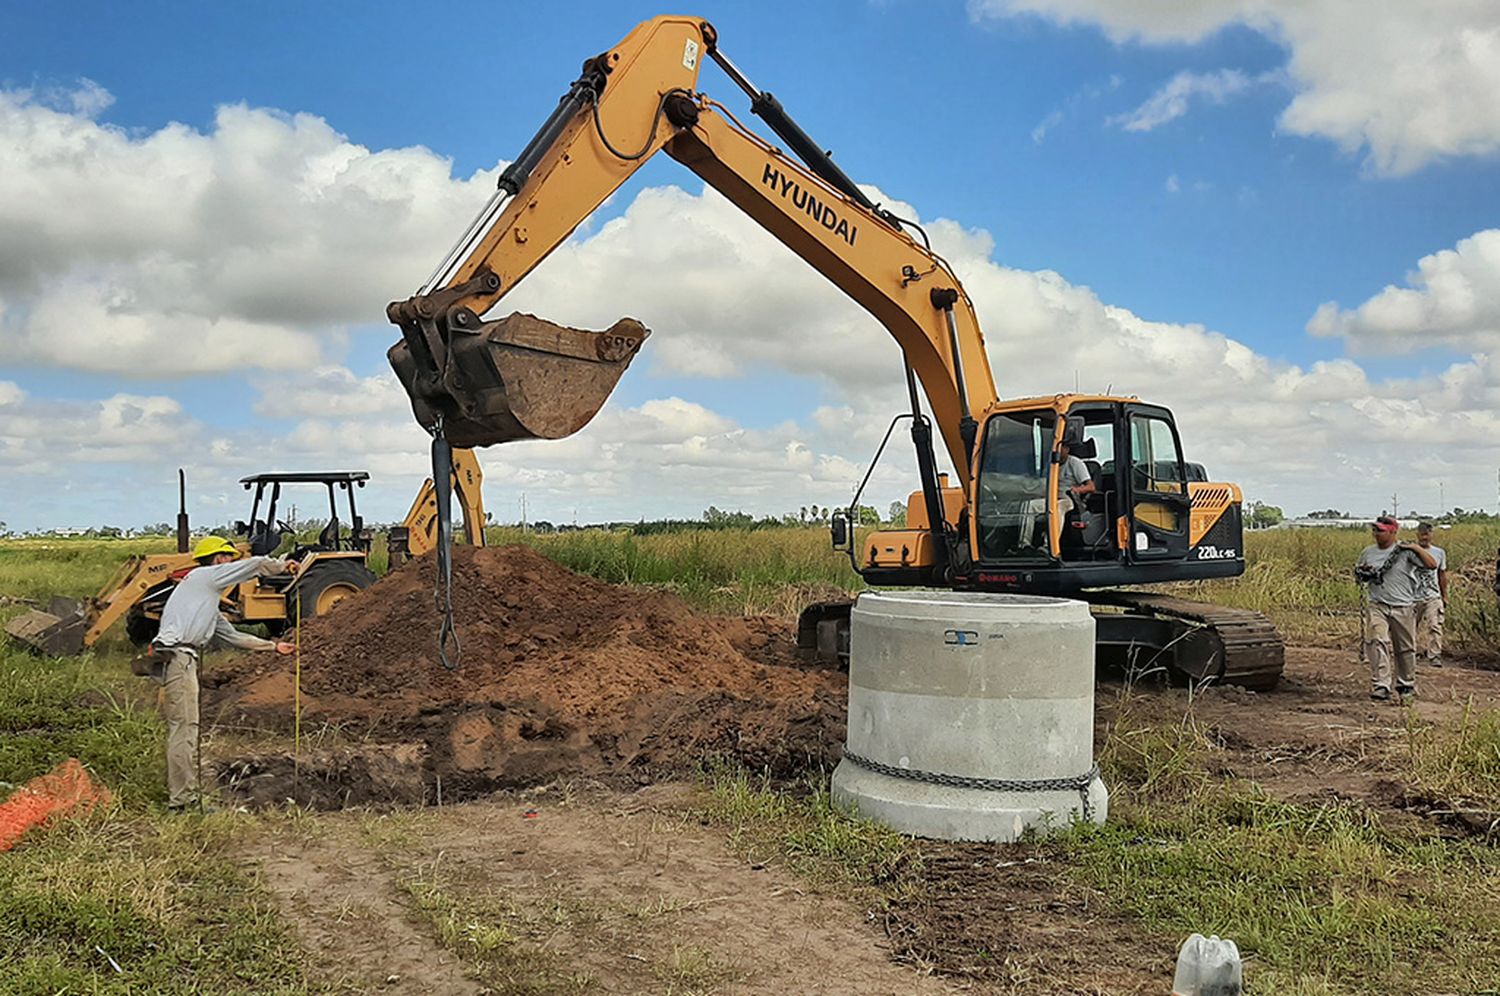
[1129,416,1185,495]
[975,410,1055,558]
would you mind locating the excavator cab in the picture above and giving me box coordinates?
[969,398,1212,581]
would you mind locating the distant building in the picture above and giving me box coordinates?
[1280,517,1421,530]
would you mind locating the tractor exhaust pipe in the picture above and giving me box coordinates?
[176,469,190,554]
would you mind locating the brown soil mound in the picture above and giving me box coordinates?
[205,545,846,803]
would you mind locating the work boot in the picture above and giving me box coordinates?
[1370,687,1391,701]
[1397,684,1417,703]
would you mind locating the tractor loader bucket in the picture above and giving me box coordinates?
[5,597,89,656]
[388,311,650,449]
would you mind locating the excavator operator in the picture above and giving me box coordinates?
[1017,431,1096,551]
[152,536,297,811]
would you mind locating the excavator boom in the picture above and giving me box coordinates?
[387,15,995,487]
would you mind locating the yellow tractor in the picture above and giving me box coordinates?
[6,456,486,656]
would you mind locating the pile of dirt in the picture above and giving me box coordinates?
[205,545,846,804]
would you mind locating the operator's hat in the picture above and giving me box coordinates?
[1371,516,1400,534]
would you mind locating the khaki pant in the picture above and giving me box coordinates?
[1365,601,1417,694]
[156,648,200,808]
[1414,597,1444,666]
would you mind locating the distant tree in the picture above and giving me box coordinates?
[799,506,808,524]
[886,501,907,527]
[1247,502,1283,529]
[531,520,555,533]
[1307,509,1348,520]
[856,504,880,526]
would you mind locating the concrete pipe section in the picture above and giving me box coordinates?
[832,590,1108,842]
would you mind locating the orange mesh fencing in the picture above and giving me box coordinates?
[0,758,112,852]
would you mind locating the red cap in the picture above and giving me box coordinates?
[1372,516,1399,534]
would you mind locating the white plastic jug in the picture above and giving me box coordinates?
[1172,933,1243,996]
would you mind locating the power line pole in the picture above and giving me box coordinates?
[1440,481,1445,514]
[520,493,528,532]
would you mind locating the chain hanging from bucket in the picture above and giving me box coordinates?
[430,418,460,670]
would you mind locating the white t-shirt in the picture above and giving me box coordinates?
[1414,544,1446,601]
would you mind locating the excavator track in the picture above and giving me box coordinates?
[1083,591,1284,691]
[797,592,1284,691]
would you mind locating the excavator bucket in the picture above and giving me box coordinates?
[5,597,89,656]
[388,312,650,449]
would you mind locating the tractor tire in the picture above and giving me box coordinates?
[124,606,159,648]
[287,560,377,625]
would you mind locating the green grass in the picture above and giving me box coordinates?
[483,525,862,615]
[1405,702,1500,808]
[1,557,321,993]
[1074,695,1500,994]
[695,763,922,895]
[0,812,313,994]
[0,646,164,804]
[9,529,1500,992]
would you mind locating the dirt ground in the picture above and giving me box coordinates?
[232,643,1500,994]
[1108,645,1500,825]
[251,784,961,996]
[869,646,1500,993]
[207,546,845,802]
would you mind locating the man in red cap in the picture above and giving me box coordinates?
[1354,516,1438,701]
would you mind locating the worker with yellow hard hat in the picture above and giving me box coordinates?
[153,535,299,812]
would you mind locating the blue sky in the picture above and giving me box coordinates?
[3,1,1499,528]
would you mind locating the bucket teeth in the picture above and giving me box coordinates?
[389,312,650,449]
[5,598,88,656]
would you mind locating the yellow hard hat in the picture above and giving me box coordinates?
[191,536,240,561]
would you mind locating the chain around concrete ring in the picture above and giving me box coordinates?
[841,749,1100,823]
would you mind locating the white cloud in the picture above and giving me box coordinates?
[15,173,1500,525]
[1031,109,1064,144]
[0,390,194,482]
[1308,228,1500,354]
[1164,173,1180,193]
[7,87,1500,527]
[254,367,408,418]
[0,85,495,376]
[1111,69,1254,132]
[969,0,1500,174]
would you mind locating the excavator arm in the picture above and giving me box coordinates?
[387,14,996,490]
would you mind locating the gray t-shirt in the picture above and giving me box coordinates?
[1059,455,1092,493]
[1356,544,1421,606]
[1414,544,1446,601]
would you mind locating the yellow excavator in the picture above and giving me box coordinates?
[6,453,486,656]
[384,15,1282,688]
